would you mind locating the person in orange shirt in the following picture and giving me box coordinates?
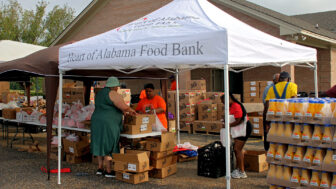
[170,75,176,90]
[136,83,167,129]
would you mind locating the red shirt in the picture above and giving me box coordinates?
[170,80,176,90]
[230,102,248,120]
[326,85,336,98]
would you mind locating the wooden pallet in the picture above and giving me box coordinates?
[193,130,220,135]
[180,129,193,134]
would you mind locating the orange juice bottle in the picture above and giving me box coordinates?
[302,124,313,140]
[303,146,314,164]
[284,144,294,160]
[267,143,277,158]
[294,99,303,116]
[291,167,300,183]
[268,121,278,137]
[286,99,295,118]
[284,122,293,138]
[306,99,316,118]
[275,143,286,160]
[320,171,331,188]
[313,147,324,165]
[314,99,326,118]
[267,163,276,179]
[276,122,285,137]
[293,146,305,162]
[323,148,334,165]
[268,99,277,115]
[322,125,333,142]
[310,170,321,187]
[275,165,283,180]
[312,125,323,141]
[331,172,336,189]
[276,99,286,116]
[283,165,292,182]
[300,168,311,185]
[292,123,301,139]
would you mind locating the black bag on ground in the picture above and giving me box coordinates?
[197,141,234,178]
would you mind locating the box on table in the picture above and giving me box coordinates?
[186,80,206,90]
[198,112,217,121]
[244,150,268,172]
[113,150,150,173]
[198,103,217,113]
[180,121,192,132]
[122,123,152,135]
[178,91,196,104]
[145,132,176,152]
[149,163,177,179]
[116,171,149,184]
[206,92,224,103]
[2,108,17,119]
[63,138,90,157]
[124,114,155,126]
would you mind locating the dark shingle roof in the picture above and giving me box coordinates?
[293,10,336,33]
[224,0,336,40]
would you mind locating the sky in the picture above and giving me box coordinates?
[2,0,336,16]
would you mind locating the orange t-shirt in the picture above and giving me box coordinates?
[139,90,146,99]
[135,95,167,129]
[170,80,176,90]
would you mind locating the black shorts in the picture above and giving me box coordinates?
[234,120,252,142]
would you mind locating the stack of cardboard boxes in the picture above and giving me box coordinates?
[146,132,177,179]
[113,150,150,184]
[244,81,272,103]
[249,114,264,137]
[122,114,155,135]
[62,88,85,104]
[62,135,90,163]
[193,102,222,134]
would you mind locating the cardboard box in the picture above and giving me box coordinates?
[244,97,262,103]
[149,163,177,179]
[150,150,174,160]
[179,102,196,114]
[167,100,176,116]
[193,121,207,132]
[192,90,206,102]
[206,92,224,103]
[207,121,222,133]
[244,81,258,87]
[2,108,17,119]
[124,114,155,126]
[180,121,192,132]
[198,103,217,113]
[113,151,150,173]
[198,112,217,121]
[179,112,195,122]
[178,91,196,104]
[168,120,176,133]
[259,81,272,88]
[217,103,224,113]
[243,85,259,93]
[122,123,152,135]
[245,92,259,98]
[145,132,176,152]
[244,150,268,172]
[186,80,206,90]
[2,92,19,103]
[62,139,90,157]
[167,91,176,101]
[116,171,149,184]
[66,154,90,164]
[150,155,175,169]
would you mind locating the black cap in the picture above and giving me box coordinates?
[280,71,290,79]
[144,83,155,89]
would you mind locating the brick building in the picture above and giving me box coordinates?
[52,0,336,98]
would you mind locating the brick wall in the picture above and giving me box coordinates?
[243,66,280,81]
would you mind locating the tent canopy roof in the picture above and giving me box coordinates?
[0,40,46,62]
[59,0,317,72]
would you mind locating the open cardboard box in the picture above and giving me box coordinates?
[145,132,176,152]
[244,150,268,172]
[113,150,150,173]
[62,138,90,157]
[116,171,149,184]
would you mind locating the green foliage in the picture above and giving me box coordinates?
[0,0,75,46]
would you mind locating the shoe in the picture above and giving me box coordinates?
[231,169,239,178]
[239,171,247,179]
[104,171,116,178]
[96,169,103,175]
[231,170,247,179]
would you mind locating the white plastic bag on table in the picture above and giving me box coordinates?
[220,115,235,146]
[152,110,167,132]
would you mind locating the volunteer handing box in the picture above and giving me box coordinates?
[113,151,150,173]
[145,132,176,152]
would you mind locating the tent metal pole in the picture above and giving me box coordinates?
[175,68,180,144]
[224,64,231,189]
[314,62,318,97]
[57,71,64,185]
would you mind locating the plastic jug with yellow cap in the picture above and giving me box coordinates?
[290,167,300,183]
[292,123,301,140]
[276,122,285,138]
[268,121,278,137]
[293,146,305,162]
[306,99,316,118]
[303,146,314,164]
[294,99,305,118]
[310,170,321,187]
[323,148,334,165]
[320,171,331,188]
[300,168,311,185]
[322,125,333,143]
[312,124,323,141]
[276,99,287,117]
[267,143,277,158]
[268,99,277,116]
[284,144,294,161]
[283,122,293,138]
[286,99,295,120]
[275,144,286,160]
[302,123,313,140]
[313,147,324,165]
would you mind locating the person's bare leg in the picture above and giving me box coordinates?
[234,139,246,172]
[97,156,104,170]
[104,156,112,173]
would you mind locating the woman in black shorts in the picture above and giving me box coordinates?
[221,94,252,179]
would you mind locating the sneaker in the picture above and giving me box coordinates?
[231,169,240,178]
[232,170,248,179]
[239,171,247,179]
[104,171,116,178]
[96,169,103,175]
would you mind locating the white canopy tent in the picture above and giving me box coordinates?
[0,40,46,62]
[58,0,317,187]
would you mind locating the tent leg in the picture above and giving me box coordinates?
[224,64,231,189]
[175,68,180,145]
[314,62,318,97]
[58,72,64,185]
